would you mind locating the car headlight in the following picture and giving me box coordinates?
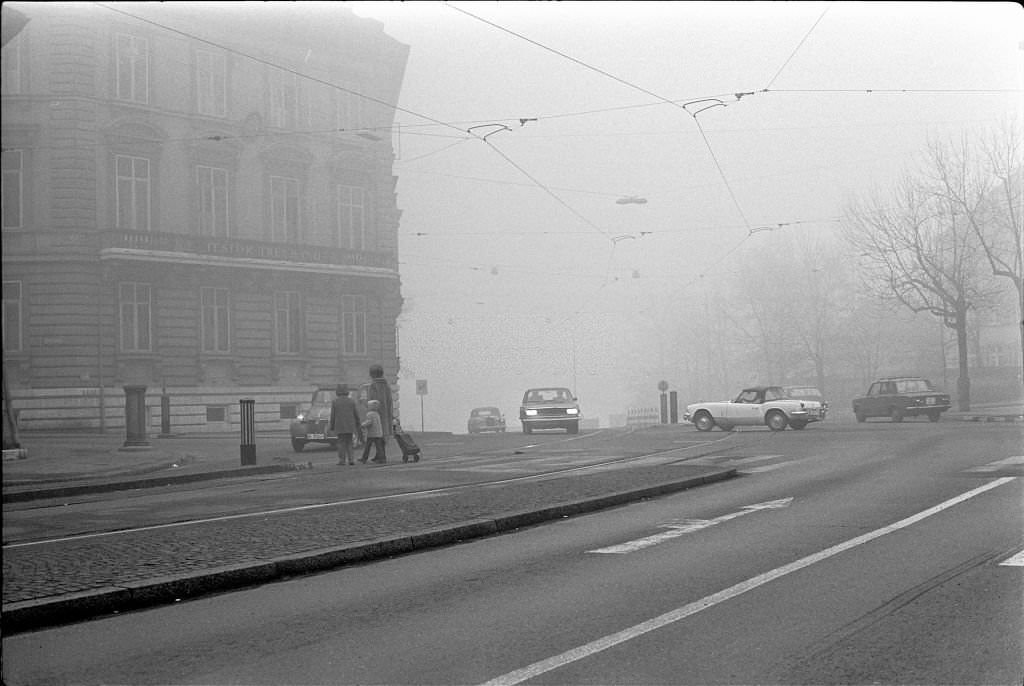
[525,409,538,416]
[567,408,579,415]
[296,413,307,422]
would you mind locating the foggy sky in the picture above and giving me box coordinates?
[337,2,1021,432]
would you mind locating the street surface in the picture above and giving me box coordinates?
[3,422,1022,685]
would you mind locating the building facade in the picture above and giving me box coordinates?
[1,3,409,432]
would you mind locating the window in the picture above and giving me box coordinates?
[274,291,301,354]
[2,281,22,353]
[196,165,229,236]
[336,88,364,132]
[119,282,152,352]
[270,176,299,241]
[206,406,227,422]
[115,34,149,104]
[2,150,22,230]
[1,33,24,95]
[195,49,226,117]
[268,68,298,128]
[201,287,230,353]
[336,185,365,250]
[341,294,366,355]
[115,155,151,230]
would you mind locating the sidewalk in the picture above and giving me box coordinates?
[2,431,319,502]
[2,430,737,634]
[945,401,1023,423]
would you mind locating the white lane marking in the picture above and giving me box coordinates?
[741,463,794,474]
[999,550,1024,566]
[480,477,1017,686]
[587,498,794,554]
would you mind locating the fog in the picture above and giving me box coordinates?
[330,2,1019,432]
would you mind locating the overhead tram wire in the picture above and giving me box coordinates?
[764,3,831,91]
[447,3,757,235]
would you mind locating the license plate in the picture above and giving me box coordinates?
[308,433,325,440]
[926,397,936,405]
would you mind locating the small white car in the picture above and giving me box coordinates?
[683,386,825,432]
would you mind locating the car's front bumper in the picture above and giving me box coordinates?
[290,421,336,442]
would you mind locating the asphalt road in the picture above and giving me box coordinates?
[3,422,1022,685]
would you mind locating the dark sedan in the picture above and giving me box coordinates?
[852,376,951,423]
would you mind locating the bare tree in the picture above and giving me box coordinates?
[924,122,1023,384]
[730,230,855,395]
[844,176,1001,410]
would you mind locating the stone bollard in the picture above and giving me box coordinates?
[239,398,256,466]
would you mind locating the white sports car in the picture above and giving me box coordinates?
[683,386,825,432]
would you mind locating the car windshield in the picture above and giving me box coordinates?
[734,390,762,403]
[311,390,334,406]
[525,388,572,403]
[894,379,935,393]
[473,408,498,416]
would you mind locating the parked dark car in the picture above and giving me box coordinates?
[852,377,951,423]
[467,406,506,434]
[289,384,369,451]
[519,387,581,434]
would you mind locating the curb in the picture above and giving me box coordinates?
[1,468,736,634]
[947,413,1023,423]
[2,464,299,503]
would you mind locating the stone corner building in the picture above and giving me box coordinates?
[1,4,409,432]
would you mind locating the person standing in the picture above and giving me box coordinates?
[367,363,396,441]
[359,399,387,464]
[329,384,363,466]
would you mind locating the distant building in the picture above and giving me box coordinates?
[1,3,409,432]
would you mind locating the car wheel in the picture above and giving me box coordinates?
[567,421,579,434]
[790,420,807,430]
[717,423,735,432]
[693,411,715,432]
[890,407,904,423]
[927,411,942,423]
[855,410,866,423]
[291,438,306,452]
[523,425,532,434]
[766,411,788,431]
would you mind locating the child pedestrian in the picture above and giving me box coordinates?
[359,399,387,464]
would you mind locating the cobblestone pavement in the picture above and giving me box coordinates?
[2,462,733,632]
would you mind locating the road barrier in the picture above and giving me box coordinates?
[626,407,661,428]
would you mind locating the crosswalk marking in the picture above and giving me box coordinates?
[999,550,1024,566]
[588,498,794,554]
[967,456,1024,473]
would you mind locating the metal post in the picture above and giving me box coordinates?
[122,385,150,448]
[239,398,256,466]
[660,393,668,424]
[160,391,171,437]
[669,390,678,424]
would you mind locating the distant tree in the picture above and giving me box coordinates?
[730,229,854,394]
[923,122,1023,384]
[843,172,1002,410]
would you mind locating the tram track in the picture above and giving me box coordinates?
[3,432,735,549]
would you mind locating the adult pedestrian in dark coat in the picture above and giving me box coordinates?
[367,364,396,436]
[329,384,363,466]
